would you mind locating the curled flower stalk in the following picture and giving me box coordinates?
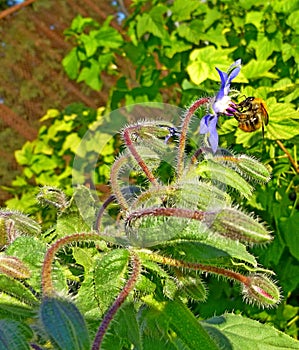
[142,252,280,308]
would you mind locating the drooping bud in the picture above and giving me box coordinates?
[0,209,41,247]
[242,274,281,308]
[236,155,271,183]
[214,154,271,183]
[37,186,69,210]
[207,207,272,244]
[0,255,31,279]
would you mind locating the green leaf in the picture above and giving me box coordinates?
[76,249,129,315]
[55,202,92,237]
[202,313,299,349]
[93,249,130,312]
[267,118,299,140]
[62,48,80,79]
[176,21,203,44]
[201,25,229,48]
[40,297,90,350]
[143,296,219,349]
[196,160,253,199]
[286,10,299,33]
[281,43,295,62]
[242,59,277,79]
[72,185,97,227]
[6,236,67,294]
[61,133,81,153]
[0,294,36,320]
[177,273,207,301]
[116,303,142,348]
[0,320,32,350]
[136,6,169,40]
[93,26,123,49]
[187,46,242,85]
[279,213,299,261]
[46,119,73,141]
[245,11,264,28]
[69,15,98,34]
[254,36,274,60]
[163,228,258,267]
[0,275,38,307]
[39,109,60,122]
[171,0,201,21]
[31,154,63,174]
[77,60,102,90]
[80,33,99,57]
[14,141,35,166]
[98,52,114,70]
[203,8,221,29]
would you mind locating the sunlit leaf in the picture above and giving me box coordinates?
[202,314,299,349]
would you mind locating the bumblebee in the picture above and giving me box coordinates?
[233,97,269,136]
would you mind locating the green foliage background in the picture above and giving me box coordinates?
[4,0,299,344]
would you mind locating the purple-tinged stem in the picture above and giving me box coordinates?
[148,253,248,284]
[122,126,159,186]
[177,98,209,178]
[110,154,130,211]
[92,251,141,350]
[126,207,206,227]
[42,233,100,297]
[94,195,116,231]
[30,344,43,350]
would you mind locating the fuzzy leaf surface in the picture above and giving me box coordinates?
[202,314,299,349]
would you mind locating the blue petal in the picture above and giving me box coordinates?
[199,114,212,134]
[207,116,219,153]
[227,59,241,82]
[215,68,227,99]
[215,60,242,100]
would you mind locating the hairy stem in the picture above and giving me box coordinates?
[126,207,206,227]
[147,252,248,284]
[92,251,141,350]
[177,98,209,178]
[42,233,100,297]
[110,154,131,211]
[122,125,159,186]
[94,195,116,231]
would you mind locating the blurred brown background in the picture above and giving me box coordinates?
[0,0,128,204]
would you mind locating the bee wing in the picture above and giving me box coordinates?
[261,103,269,126]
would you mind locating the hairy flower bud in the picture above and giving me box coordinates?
[242,274,281,308]
[0,255,31,279]
[208,207,272,244]
[37,186,69,210]
[0,210,41,247]
[236,155,271,183]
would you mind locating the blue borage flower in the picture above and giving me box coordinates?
[200,59,241,153]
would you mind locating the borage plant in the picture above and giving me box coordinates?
[1,60,298,350]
